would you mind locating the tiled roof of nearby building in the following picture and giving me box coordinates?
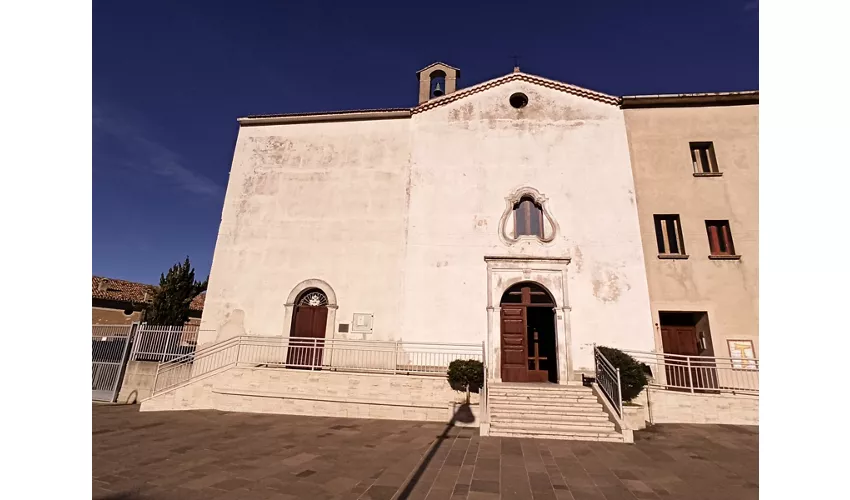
[92,276,205,311]
[190,292,206,311]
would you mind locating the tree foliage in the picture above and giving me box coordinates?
[597,346,651,402]
[447,359,484,403]
[145,257,208,325]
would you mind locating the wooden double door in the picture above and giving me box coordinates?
[286,305,328,368]
[499,283,558,383]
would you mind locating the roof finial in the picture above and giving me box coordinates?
[512,55,521,73]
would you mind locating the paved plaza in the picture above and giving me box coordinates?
[93,405,757,500]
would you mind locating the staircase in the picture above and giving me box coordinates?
[486,382,624,442]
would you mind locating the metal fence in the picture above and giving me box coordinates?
[153,336,484,396]
[92,323,203,402]
[92,324,135,401]
[129,324,201,362]
[594,346,623,418]
[92,324,134,339]
[622,349,759,395]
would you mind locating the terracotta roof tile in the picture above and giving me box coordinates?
[190,292,206,311]
[92,276,204,312]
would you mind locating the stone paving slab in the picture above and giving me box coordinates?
[93,405,757,500]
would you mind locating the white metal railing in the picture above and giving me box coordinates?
[152,336,484,397]
[622,349,759,395]
[594,346,623,418]
[129,324,203,362]
[92,324,133,339]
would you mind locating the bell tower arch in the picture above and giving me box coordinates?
[417,62,460,104]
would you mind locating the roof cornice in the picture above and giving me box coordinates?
[412,72,620,114]
[416,61,461,75]
[621,91,759,108]
[235,76,758,125]
[238,109,412,126]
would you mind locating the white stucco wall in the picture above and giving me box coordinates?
[402,80,655,375]
[199,118,412,346]
[200,75,656,380]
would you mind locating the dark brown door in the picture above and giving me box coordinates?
[287,306,328,368]
[660,326,717,390]
[500,306,528,382]
[661,326,698,356]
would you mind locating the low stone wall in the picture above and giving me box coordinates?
[116,361,193,404]
[140,366,480,426]
[116,361,158,404]
[639,387,759,425]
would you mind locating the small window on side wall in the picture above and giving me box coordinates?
[654,214,686,257]
[690,142,720,174]
[514,197,543,237]
[705,220,738,258]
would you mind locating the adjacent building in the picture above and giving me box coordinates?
[622,93,758,364]
[92,275,205,327]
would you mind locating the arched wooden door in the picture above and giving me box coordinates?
[499,282,557,383]
[287,289,329,368]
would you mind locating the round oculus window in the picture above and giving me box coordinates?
[509,92,529,109]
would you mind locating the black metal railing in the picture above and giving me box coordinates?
[594,346,623,419]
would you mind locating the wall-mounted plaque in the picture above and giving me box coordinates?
[727,339,757,370]
[351,313,373,334]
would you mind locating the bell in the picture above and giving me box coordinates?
[433,82,444,97]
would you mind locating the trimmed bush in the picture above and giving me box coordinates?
[598,346,650,403]
[447,359,484,402]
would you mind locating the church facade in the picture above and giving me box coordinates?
[197,62,758,388]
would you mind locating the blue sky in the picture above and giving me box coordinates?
[93,0,758,284]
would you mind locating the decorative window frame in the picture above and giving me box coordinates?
[497,186,559,245]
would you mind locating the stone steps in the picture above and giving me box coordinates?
[489,408,612,422]
[485,383,624,443]
[487,384,593,396]
[490,417,615,432]
[488,396,602,407]
[488,425,624,443]
[489,401,603,412]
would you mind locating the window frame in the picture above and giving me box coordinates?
[705,220,737,257]
[653,214,687,258]
[689,142,721,174]
[513,197,544,238]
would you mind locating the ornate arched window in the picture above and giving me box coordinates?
[514,196,543,237]
[498,187,559,245]
[298,289,328,307]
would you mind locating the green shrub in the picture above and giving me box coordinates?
[597,346,650,403]
[447,359,484,402]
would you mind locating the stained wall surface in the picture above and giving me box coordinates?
[200,75,658,378]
